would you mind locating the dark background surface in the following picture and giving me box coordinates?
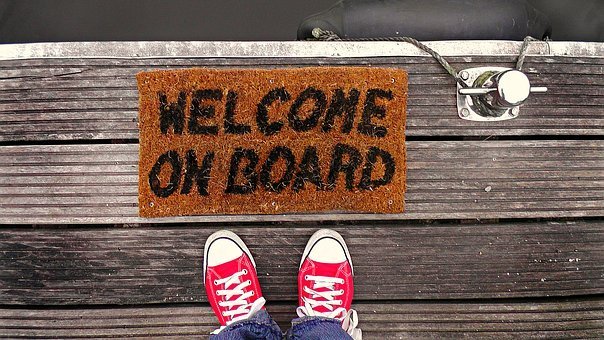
[0,0,602,43]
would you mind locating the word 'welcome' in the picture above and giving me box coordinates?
[158,87,392,137]
[137,67,407,217]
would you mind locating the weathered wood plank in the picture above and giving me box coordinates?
[1,221,602,305]
[1,41,602,60]
[0,298,602,339]
[0,57,602,75]
[0,141,602,224]
[0,53,602,141]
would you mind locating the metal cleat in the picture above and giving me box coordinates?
[456,67,548,121]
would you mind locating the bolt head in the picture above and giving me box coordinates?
[460,71,470,81]
[460,108,470,117]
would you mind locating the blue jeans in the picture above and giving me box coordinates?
[210,310,353,340]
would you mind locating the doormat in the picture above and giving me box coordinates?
[137,67,407,217]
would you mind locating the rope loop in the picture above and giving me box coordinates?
[516,36,540,71]
[311,28,541,85]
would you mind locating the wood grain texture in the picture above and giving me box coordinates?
[0,299,602,339]
[1,221,602,305]
[0,56,602,141]
[0,140,602,223]
[2,41,602,60]
[0,40,601,338]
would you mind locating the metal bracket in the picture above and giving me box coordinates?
[456,67,547,121]
[457,67,514,121]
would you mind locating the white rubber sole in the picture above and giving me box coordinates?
[203,230,256,282]
[299,229,354,275]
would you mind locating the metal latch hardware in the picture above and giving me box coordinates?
[456,67,548,121]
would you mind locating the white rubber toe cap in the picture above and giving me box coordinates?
[206,238,243,267]
[203,230,255,281]
[308,237,347,263]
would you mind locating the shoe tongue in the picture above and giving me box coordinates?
[309,259,347,276]
[305,259,347,315]
[209,256,252,318]
[208,255,246,282]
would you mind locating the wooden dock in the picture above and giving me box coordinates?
[1,41,603,338]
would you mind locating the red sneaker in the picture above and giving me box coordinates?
[204,230,265,333]
[297,229,362,339]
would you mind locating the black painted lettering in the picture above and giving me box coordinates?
[260,146,296,193]
[321,88,359,133]
[158,92,186,134]
[148,150,182,198]
[358,89,393,137]
[256,88,290,136]
[288,87,326,132]
[358,147,396,190]
[224,90,251,135]
[327,143,362,191]
[180,149,215,196]
[225,148,259,194]
[293,146,325,192]
[189,89,221,135]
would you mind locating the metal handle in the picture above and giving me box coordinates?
[459,86,548,96]
[529,86,548,93]
[458,88,495,95]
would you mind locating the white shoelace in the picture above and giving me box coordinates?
[211,269,266,335]
[296,275,362,340]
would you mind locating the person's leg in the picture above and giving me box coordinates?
[209,309,282,340]
[204,230,282,340]
[286,229,362,339]
[285,314,358,340]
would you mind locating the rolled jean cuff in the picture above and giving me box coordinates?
[287,316,353,340]
[209,309,282,340]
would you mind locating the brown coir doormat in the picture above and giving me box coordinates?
[137,67,407,217]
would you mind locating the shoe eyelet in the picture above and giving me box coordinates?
[242,269,248,275]
[339,289,344,294]
[251,291,255,296]
[246,280,251,285]
[213,280,219,285]
[304,275,309,280]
